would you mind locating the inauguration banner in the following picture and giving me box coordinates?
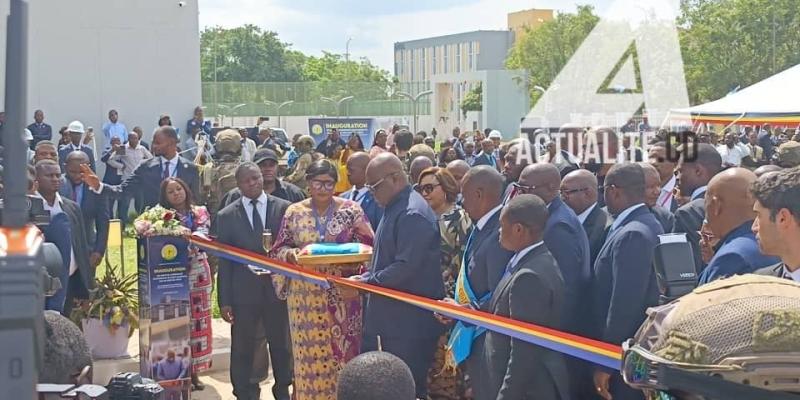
[308,118,376,150]
[138,236,192,399]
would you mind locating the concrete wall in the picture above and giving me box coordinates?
[0,0,202,146]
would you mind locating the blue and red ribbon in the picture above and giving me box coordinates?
[192,236,623,370]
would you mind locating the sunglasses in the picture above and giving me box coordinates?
[414,183,440,196]
[309,179,336,191]
[511,182,536,193]
[366,172,401,193]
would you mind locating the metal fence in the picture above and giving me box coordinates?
[201,81,432,117]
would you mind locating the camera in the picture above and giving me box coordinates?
[0,194,51,229]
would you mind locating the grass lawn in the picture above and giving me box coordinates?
[98,235,221,318]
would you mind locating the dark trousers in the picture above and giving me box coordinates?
[63,272,89,317]
[230,302,293,400]
[361,335,439,399]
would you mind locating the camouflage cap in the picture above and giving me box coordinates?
[214,129,242,155]
[776,140,800,168]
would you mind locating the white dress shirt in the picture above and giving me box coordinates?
[348,186,369,205]
[476,204,503,230]
[241,191,269,230]
[717,143,749,167]
[576,202,598,225]
[109,144,153,178]
[691,185,708,201]
[657,175,677,210]
[506,241,545,272]
[38,192,78,276]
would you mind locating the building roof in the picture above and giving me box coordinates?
[394,30,513,50]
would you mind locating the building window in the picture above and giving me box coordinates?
[455,43,462,73]
[410,49,415,81]
[397,50,403,78]
[443,45,449,74]
[468,42,475,71]
[432,47,437,75]
[421,48,427,80]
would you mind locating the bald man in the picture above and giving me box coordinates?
[501,143,530,201]
[561,169,610,266]
[446,159,470,185]
[355,153,444,398]
[515,164,590,337]
[698,168,780,284]
[409,155,433,185]
[343,151,383,230]
[641,163,675,233]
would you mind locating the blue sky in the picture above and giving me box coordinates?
[197,0,619,72]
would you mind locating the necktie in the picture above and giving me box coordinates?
[72,184,80,203]
[162,161,170,180]
[251,199,264,232]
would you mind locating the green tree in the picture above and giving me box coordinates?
[678,0,800,104]
[460,84,483,117]
[506,5,600,105]
[200,25,305,82]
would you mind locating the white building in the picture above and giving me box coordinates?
[0,0,202,147]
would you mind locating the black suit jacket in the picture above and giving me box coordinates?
[58,144,96,172]
[583,204,610,267]
[61,198,94,290]
[214,193,290,307]
[756,262,788,279]
[102,156,199,210]
[591,205,663,347]
[466,209,514,302]
[650,205,675,235]
[672,195,706,274]
[471,244,570,400]
[60,179,110,255]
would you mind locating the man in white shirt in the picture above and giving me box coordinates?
[717,131,751,168]
[35,159,92,316]
[752,168,800,282]
[648,141,678,211]
[239,128,258,162]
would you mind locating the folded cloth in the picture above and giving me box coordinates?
[298,242,372,256]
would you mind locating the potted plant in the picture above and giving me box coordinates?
[70,259,139,359]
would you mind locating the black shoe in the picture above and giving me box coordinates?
[272,386,291,400]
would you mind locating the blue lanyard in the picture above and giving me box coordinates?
[181,211,194,229]
[461,227,477,273]
[311,203,335,242]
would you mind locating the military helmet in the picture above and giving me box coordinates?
[214,129,242,155]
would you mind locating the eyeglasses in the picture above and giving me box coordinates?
[365,172,400,193]
[414,183,440,196]
[309,179,336,192]
[560,187,589,196]
[511,182,536,194]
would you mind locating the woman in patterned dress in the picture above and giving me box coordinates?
[158,177,213,391]
[415,167,472,399]
[271,160,374,400]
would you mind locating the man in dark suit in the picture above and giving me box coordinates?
[27,109,52,149]
[673,143,722,274]
[641,163,676,233]
[699,168,779,284]
[751,168,800,282]
[35,160,93,317]
[214,162,292,400]
[471,194,570,400]
[472,139,499,171]
[61,151,109,270]
[352,153,444,399]
[82,126,199,210]
[561,169,610,266]
[515,163,590,336]
[343,151,383,230]
[591,163,664,400]
[58,121,95,172]
[315,128,346,157]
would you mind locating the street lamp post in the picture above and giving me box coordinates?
[396,90,433,133]
[218,103,246,127]
[321,96,354,117]
[264,100,295,127]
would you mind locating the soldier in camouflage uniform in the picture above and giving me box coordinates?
[200,129,243,215]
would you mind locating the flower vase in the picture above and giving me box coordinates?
[81,318,130,359]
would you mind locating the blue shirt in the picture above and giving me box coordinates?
[698,221,781,284]
[102,121,128,144]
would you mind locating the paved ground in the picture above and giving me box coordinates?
[192,370,276,400]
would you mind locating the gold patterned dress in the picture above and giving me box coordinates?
[271,198,374,400]
[428,205,472,400]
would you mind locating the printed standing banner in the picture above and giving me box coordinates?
[138,236,192,400]
[308,118,376,149]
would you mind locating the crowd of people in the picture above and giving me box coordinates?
[15,104,800,400]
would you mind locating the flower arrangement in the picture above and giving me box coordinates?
[133,205,191,237]
[70,260,139,337]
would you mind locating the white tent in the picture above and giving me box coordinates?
[671,64,800,125]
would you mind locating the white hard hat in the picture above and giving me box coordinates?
[488,130,502,139]
[68,120,85,134]
[23,128,33,141]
